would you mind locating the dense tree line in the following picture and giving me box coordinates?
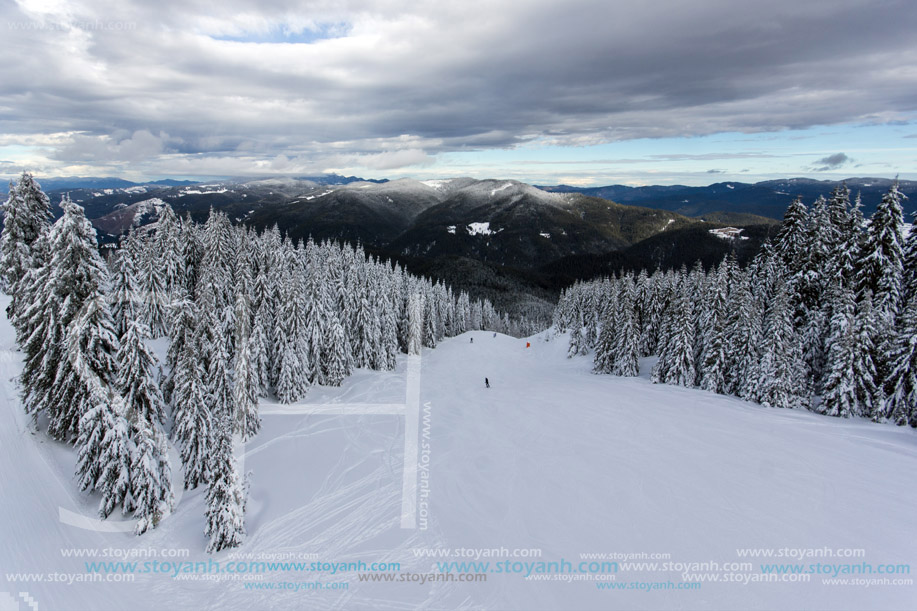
[0,172,537,551]
[556,182,917,426]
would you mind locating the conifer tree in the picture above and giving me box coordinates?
[323,314,350,386]
[755,280,807,410]
[774,196,809,275]
[117,319,165,428]
[0,172,52,301]
[205,419,246,553]
[654,279,695,387]
[568,309,585,358]
[407,292,423,355]
[110,247,140,340]
[613,286,640,377]
[592,304,617,374]
[135,239,167,337]
[699,261,729,394]
[725,276,761,397]
[858,182,906,322]
[130,421,174,535]
[171,336,212,489]
[20,198,118,440]
[852,292,882,418]
[884,302,917,426]
[233,293,261,439]
[901,212,917,309]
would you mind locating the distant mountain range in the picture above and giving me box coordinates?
[20,176,778,316]
[13,174,913,220]
[8,173,908,315]
[50,176,772,264]
[539,177,917,219]
[0,174,385,193]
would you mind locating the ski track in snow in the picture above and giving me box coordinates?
[2,292,917,610]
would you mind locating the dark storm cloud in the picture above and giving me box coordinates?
[811,152,852,171]
[1,0,916,174]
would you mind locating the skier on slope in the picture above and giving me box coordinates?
[485,377,490,388]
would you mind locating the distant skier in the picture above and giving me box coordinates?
[485,377,490,388]
[493,332,497,338]
[470,337,473,343]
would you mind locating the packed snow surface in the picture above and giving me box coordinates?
[1,294,915,610]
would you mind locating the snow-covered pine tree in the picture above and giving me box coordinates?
[322,313,350,386]
[858,181,906,322]
[568,309,585,359]
[827,183,862,290]
[162,294,194,404]
[851,291,882,419]
[422,291,437,349]
[613,284,640,377]
[858,182,907,395]
[303,270,327,385]
[52,287,120,441]
[583,290,598,350]
[110,246,140,340]
[699,259,730,394]
[774,196,809,275]
[0,173,52,303]
[755,279,807,410]
[179,213,201,296]
[407,292,423,355]
[96,397,134,518]
[171,334,212,489]
[884,302,917,427]
[650,280,677,384]
[153,204,184,296]
[434,283,448,341]
[204,418,245,553]
[207,308,235,425]
[380,293,399,370]
[276,254,310,403]
[592,296,618,374]
[138,242,169,338]
[73,324,126,499]
[75,388,115,495]
[901,211,917,310]
[117,319,165,428]
[232,292,261,439]
[200,209,234,310]
[660,275,695,387]
[19,197,117,440]
[470,300,483,331]
[455,291,470,335]
[250,276,273,397]
[725,275,762,397]
[819,289,859,418]
[130,420,174,535]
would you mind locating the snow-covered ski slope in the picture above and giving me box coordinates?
[2,293,916,610]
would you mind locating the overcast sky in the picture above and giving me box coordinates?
[2,0,916,185]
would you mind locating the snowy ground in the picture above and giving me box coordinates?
[2,293,916,610]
